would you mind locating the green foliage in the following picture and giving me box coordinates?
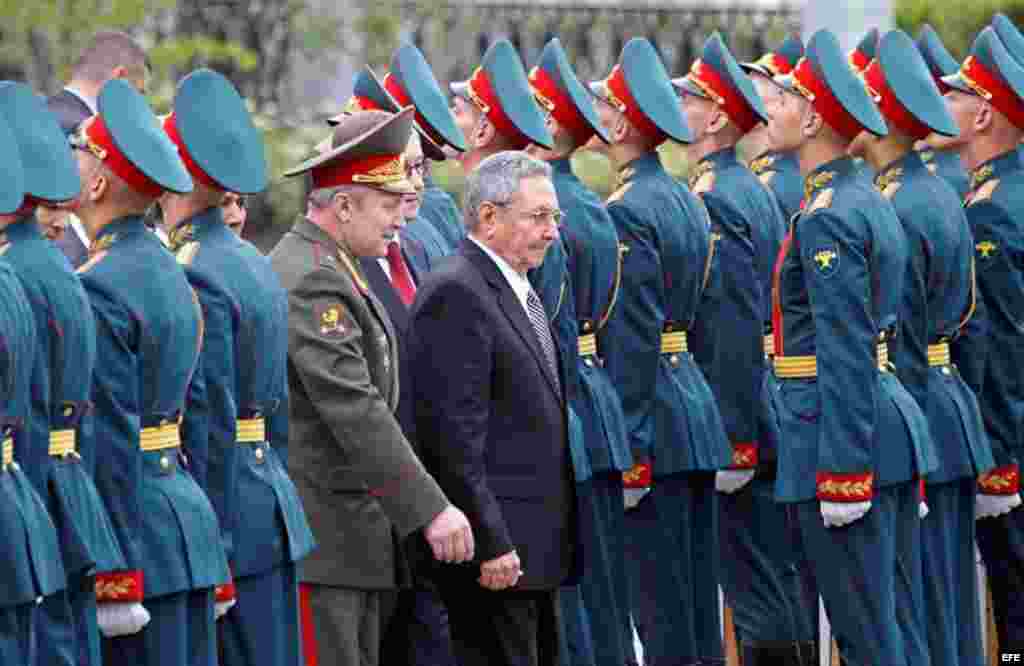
[894,0,1024,59]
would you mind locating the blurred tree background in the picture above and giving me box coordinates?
[0,0,1010,250]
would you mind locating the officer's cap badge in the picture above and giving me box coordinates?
[316,302,348,338]
[811,245,839,277]
[976,239,999,262]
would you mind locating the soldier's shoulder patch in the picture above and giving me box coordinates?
[810,244,839,278]
[606,181,634,204]
[975,238,999,264]
[806,188,833,214]
[75,250,108,274]
[315,301,351,338]
[691,169,715,195]
[968,178,1000,206]
[757,170,776,186]
[175,241,200,266]
[881,181,902,199]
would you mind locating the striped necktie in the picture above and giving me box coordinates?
[526,289,561,394]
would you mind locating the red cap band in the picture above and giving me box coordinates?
[163,113,220,190]
[752,52,795,77]
[792,57,865,141]
[467,67,530,149]
[960,56,1024,130]
[849,49,872,74]
[529,66,594,146]
[687,59,760,132]
[864,59,931,140]
[383,73,449,149]
[605,65,664,141]
[84,115,164,198]
[311,152,404,190]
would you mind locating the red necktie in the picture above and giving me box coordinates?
[386,241,416,306]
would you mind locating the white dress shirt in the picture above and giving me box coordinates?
[68,214,90,250]
[64,86,97,114]
[469,235,532,316]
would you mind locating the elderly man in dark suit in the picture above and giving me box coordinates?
[47,29,148,268]
[409,151,577,666]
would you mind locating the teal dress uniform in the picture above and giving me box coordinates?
[402,215,452,272]
[920,149,970,200]
[0,259,68,665]
[865,30,994,666]
[421,178,465,249]
[163,69,315,666]
[943,25,1024,652]
[749,152,802,222]
[675,33,812,661]
[768,30,936,666]
[74,80,229,666]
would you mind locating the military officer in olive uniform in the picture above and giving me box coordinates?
[527,37,638,666]
[849,29,994,666]
[590,38,731,666]
[271,108,474,666]
[915,25,972,200]
[70,79,231,665]
[0,102,68,666]
[766,29,936,666]
[0,82,124,666]
[673,34,814,665]
[941,25,1024,653]
[741,35,807,220]
[160,69,317,666]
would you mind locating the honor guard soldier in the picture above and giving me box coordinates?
[70,79,231,666]
[528,38,636,666]
[0,107,68,666]
[741,34,807,220]
[915,25,972,199]
[849,29,995,666]
[590,37,731,666]
[848,29,881,183]
[386,43,469,253]
[941,25,1024,653]
[271,109,473,666]
[328,57,454,269]
[766,29,937,666]
[160,69,316,666]
[673,33,813,665]
[0,82,126,666]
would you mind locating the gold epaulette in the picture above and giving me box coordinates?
[606,181,633,204]
[140,422,181,451]
[806,188,833,214]
[176,240,199,266]
[49,429,77,457]
[578,333,597,357]
[237,418,266,443]
[967,178,999,206]
[774,342,889,378]
[1,437,12,470]
[927,342,951,367]
[661,331,687,354]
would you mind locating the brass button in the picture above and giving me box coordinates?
[941,367,951,375]
[584,358,594,368]
[254,447,265,462]
[160,455,170,470]
[669,354,680,366]
[582,321,592,332]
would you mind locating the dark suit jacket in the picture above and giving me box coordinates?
[55,226,88,270]
[46,89,92,135]
[360,238,427,445]
[408,239,576,592]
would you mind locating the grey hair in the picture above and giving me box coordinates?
[463,151,552,232]
[308,185,347,210]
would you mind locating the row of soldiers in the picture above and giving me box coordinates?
[335,15,1024,666]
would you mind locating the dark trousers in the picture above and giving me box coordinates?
[299,583,396,666]
[625,471,722,666]
[922,479,984,666]
[977,500,1024,652]
[894,481,930,666]
[439,578,561,666]
[558,586,595,666]
[794,484,907,666]
[719,474,816,646]
[220,563,302,666]
[37,587,77,666]
[102,588,216,666]
[0,602,34,665]
[577,474,633,666]
[381,586,457,666]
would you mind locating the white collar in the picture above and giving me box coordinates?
[68,214,90,249]
[63,86,97,115]
[469,235,532,313]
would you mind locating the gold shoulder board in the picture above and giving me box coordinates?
[606,182,634,204]
[176,241,200,266]
[806,188,833,214]
[969,178,1000,206]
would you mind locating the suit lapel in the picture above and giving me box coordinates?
[402,239,426,285]
[461,240,562,401]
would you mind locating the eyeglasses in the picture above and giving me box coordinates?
[488,201,562,227]
[405,159,426,179]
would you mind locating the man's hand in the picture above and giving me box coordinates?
[97,602,151,637]
[820,500,872,528]
[424,505,475,563]
[976,493,1022,520]
[716,470,755,494]
[479,551,522,591]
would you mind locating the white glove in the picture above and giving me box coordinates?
[820,500,872,528]
[97,602,151,637]
[215,599,236,620]
[976,493,1022,520]
[716,470,755,494]
[624,488,650,510]
[919,501,929,520]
